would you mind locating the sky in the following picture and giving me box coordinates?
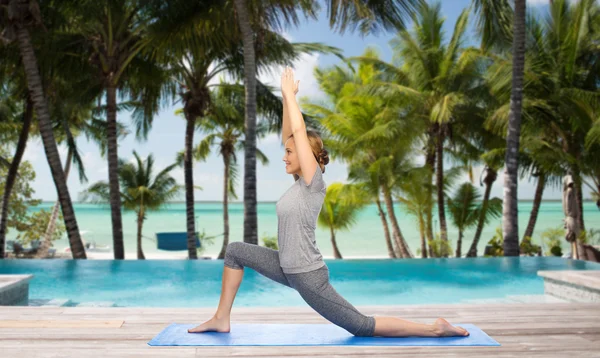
[21,0,587,202]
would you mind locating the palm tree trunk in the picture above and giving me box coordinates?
[382,183,412,258]
[136,209,145,260]
[573,170,585,231]
[234,0,258,246]
[523,173,545,241]
[425,149,436,258]
[375,197,396,258]
[36,147,73,259]
[435,131,449,252]
[184,114,198,259]
[418,214,428,258]
[15,24,86,259]
[455,230,464,258]
[502,0,526,257]
[467,167,497,257]
[0,98,32,259]
[426,208,435,257]
[329,226,342,259]
[106,85,124,260]
[217,152,231,260]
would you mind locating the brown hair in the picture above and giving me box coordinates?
[287,130,330,173]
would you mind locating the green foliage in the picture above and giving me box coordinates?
[318,182,370,232]
[485,227,504,257]
[579,229,600,245]
[196,230,215,255]
[487,228,542,257]
[82,151,182,215]
[0,146,58,245]
[520,236,541,257]
[540,227,564,257]
[261,234,278,250]
[447,182,481,231]
[16,209,65,246]
[427,233,453,258]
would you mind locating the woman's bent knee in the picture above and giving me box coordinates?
[353,316,376,337]
[224,242,245,269]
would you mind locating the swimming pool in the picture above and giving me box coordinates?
[0,257,598,307]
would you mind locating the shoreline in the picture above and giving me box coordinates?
[14,251,394,260]
[37,199,594,204]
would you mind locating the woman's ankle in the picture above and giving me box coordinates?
[214,312,230,320]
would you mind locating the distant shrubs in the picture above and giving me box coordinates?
[427,233,453,258]
[485,227,541,257]
[261,234,278,250]
[540,227,564,257]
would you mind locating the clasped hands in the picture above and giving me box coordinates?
[281,66,300,99]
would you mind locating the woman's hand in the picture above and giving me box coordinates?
[281,66,299,99]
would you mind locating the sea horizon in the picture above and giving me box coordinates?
[8,201,598,260]
[39,198,595,204]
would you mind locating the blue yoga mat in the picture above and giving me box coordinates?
[148,323,500,346]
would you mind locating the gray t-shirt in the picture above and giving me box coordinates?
[276,167,326,274]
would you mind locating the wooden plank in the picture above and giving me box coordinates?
[0,320,124,328]
[1,348,197,358]
[0,304,599,357]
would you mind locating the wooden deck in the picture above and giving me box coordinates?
[1,303,599,357]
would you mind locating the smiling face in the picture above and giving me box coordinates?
[283,137,302,176]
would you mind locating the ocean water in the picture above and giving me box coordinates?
[7,201,599,258]
[0,257,598,307]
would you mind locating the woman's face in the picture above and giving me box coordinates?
[283,137,301,175]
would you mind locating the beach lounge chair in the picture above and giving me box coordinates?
[155,232,201,251]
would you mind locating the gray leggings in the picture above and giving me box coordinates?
[224,241,376,337]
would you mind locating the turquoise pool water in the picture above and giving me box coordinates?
[1,257,598,307]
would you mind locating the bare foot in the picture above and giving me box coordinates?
[433,318,469,337]
[187,316,230,333]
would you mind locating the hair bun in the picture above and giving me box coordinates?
[318,148,330,166]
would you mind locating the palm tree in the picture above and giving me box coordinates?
[306,51,420,257]
[150,0,338,257]
[318,183,370,259]
[472,0,527,256]
[448,182,502,257]
[395,167,434,258]
[379,153,415,258]
[233,0,421,245]
[348,164,396,258]
[36,97,123,259]
[351,3,479,255]
[450,79,506,258]
[0,95,32,258]
[466,163,501,257]
[75,0,169,259]
[482,0,600,251]
[503,0,528,256]
[232,0,318,245]
[0,0,86,258]
[0,52,27,257]
[518,142,565,243]
[149,0,238,259]
[193,83,276,260]
[83,151,182,259]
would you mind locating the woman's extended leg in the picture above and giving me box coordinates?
[188,242,290,333]
[373,317,469,337]
[286,266,469,337]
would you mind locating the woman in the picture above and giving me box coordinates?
[188,67,469,338]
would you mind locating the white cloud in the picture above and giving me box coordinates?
[257,51,324,101]
[207,31,325,103]
[527,0,549,5]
